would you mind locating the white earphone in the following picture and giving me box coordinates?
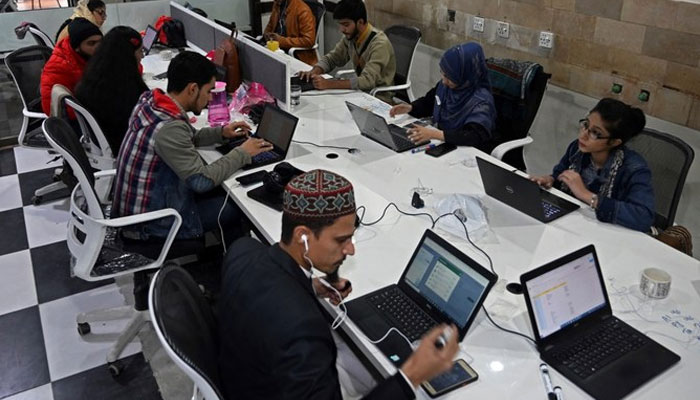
[301,233,309,252]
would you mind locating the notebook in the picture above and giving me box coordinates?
[216,105,298,170]
[346,229,497,366]
[520,245,680,400]
[476,157,579,222]
[345,101,426,153]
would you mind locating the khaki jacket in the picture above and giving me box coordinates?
[264,0,318,65]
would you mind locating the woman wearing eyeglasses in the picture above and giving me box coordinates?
[56,0,106,43]
[531,98,654,232]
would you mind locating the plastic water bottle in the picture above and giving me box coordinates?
[208,81,230,127]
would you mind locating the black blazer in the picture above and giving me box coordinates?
[218,237,415,399]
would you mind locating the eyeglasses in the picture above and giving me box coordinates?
[578,118,610,140]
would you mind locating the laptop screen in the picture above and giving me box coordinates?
[402,236,492,329]
[524,251,607,339]
[142,25,158,55]
[256,106,298,151]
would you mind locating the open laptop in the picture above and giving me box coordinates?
[345,101,426,153]
[520,245,680,400]
[142,25,159,56]
[346,229,497,366]
[216,105,298,170]
[476,157,579,223]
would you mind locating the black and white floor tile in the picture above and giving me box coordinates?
[0,146,162,400]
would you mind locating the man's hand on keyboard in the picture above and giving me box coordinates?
[239,137,273,157]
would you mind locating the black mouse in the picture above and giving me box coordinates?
[506,282,523,295]
[347,148,360,154]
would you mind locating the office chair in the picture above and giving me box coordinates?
[64,97,116,170]
[150,264,224,400]
[370,25,421,103]
[288,0,326,61]
[29,26,55,49]
[487,61,551,171]
[42,117,189,377]
[5,45,69,204]
[626,128,694,230]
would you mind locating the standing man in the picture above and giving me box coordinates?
[298,0,396,99]
[264,0,319,65]
[112,52,272,244]
[40,17,103,116]
[219,169,458,399]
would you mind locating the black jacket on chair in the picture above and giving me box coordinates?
[218,237,415,399]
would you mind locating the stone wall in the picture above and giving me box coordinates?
[365,0,700,129]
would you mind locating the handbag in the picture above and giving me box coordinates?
[214,22,242,93]
[653,225,693,256]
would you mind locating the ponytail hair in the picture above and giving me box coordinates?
[590,98,646,146]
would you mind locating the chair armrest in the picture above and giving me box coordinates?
[288,43,317,58]
[101,208,182,229]
[370,82,411,95]
[24,110,48,119]
[491,137,534,160]
[94,169,116,179]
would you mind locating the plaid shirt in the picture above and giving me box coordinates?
[112,89,188,218]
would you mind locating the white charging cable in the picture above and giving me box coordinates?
[301,234,348,330]
[365,326,415,349]
[217,190,232,254]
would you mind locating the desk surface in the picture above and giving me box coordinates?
[143,53,700,400]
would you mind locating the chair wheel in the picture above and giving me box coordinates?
[31,196,42,205]
[108,361,122,378]
[77,322,91,335]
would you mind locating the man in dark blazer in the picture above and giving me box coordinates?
[218,169,458,399]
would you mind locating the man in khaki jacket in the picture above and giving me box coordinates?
[264,0,318,65]
[299,0,396,99]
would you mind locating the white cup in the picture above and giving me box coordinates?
[160,50,174,61]
[640,268,672,299]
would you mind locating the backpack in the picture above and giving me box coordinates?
[154,16,187,48]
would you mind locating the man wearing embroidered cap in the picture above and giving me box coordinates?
[219,169,458,399]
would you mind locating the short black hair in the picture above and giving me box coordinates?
[333,0,367,23]
[280,213,339,245]
[166,51,217,94]
[591,98,646,146]
[87,0,105,11]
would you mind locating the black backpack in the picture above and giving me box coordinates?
[161,19,187,48]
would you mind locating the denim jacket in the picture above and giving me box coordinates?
[552,140,655,232]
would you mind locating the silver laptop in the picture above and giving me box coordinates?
[345,101,426,152]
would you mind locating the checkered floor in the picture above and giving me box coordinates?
[0,146,162,400]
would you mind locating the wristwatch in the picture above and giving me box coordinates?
[590,194,599,210]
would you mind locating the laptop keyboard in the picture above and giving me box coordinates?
[542,200,562,219]
[551,319,647,380]
[368,287,436,342]
[252,151,279,163]
[388,125,417,152]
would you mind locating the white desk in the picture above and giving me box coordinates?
[144,53,700,400]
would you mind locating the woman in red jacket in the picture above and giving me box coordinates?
[40,18,102,116]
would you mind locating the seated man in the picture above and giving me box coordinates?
[40,17,102,116]
[219,169,458,399]
[111,51,273,243]
[264,0,318,65]
[298,0,396,99]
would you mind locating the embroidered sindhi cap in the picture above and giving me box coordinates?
[283,169,355,218]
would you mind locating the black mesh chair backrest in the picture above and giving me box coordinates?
[4,45,53,113]
[303,0,326,34]
[42,118,101,214]
[384,25,421,87]
[488,65,551,170]
[625,129,694,230]
[151,265,223,399]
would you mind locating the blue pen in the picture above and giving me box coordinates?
[411,143,436,154]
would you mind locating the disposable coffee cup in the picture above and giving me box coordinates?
[639,268,671,299]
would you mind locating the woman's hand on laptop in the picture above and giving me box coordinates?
[389,103,412,118]
[239,138,273,157]
[530,175,554,189]
[408,125,443,144]
[400,324,459,387]
[222,121,252,138]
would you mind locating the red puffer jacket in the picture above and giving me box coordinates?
[40,38,88,116]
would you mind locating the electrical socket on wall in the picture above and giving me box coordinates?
[447,9,456,23]
[539,31,554,49]
[473,16,485,32]
[497,21,509,38]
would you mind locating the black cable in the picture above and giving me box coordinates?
[483,305,536,345]
[443,212,496,275]
[292,140,356,151]
[356,202,437,227]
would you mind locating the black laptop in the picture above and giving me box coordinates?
[520,245,680,400]
[476,157,579,222]
[346,230,497,366]
[345,101,427,153]
[216,105,298,170]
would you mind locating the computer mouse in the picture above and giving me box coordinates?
[347,148,360,154]
[506,282,523,295]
